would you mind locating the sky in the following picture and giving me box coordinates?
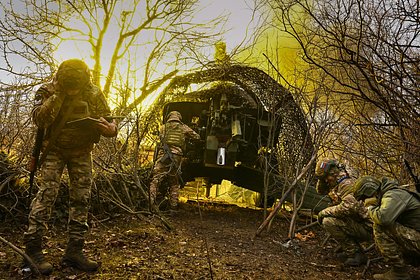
[199,0,258,48]
[1,0,261,84]
[53,0,260,70]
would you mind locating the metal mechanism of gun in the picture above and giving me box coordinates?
[205,93,246,168]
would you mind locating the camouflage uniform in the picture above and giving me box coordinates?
[149,111,200,208]
[315,159,372,264]
[24,59,115,274]
[25,73,111,240]
[366,178,420,268]
[321,173,372,255]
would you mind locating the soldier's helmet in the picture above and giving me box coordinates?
[315,158,341,194]
[56,59,90,90]
[315,158,340,179]
[166,111,182,122]
[353,176,381,200]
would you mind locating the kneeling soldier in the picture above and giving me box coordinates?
[315,158,373,266]
[353,176,420,280]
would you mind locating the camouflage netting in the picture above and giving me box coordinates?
[149,64,314,178]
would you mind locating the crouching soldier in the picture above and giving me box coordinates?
[315,158,373,266]
[149,111,200,210]
[353,176,420,280]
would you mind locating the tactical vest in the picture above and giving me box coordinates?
[163,122,185,150]
[52,89,100,150]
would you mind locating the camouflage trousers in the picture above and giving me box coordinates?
[149,154,182,208]
[373,222,420,268]
[25,150,93,241]
[323,217,373,255]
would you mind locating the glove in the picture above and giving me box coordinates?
[366,205,375,213]
[364,197,378,207]
[96,117,117,137]
[317,210,326,225]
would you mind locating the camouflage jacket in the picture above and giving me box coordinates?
[158,121,200,157]
[328,173,354,204]
[322,176,371,222]
[33,81,111,152]
[368,178,420,231]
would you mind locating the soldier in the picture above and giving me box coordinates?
[353,176,420,280]
[24,59,117,274]
[149,111,200,210]
[315,158,372,266]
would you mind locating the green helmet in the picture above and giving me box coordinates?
[56,59,90,90]
[353,176,381,200]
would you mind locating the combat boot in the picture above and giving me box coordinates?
[62,239,99,271]
[23,236,53,275]
[373,267,410,280]
[344,252,368,266]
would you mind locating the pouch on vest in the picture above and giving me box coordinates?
[164,123,185,151]
[56,99,100,149]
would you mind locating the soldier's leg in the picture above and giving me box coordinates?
[374,223,406,268]
[62,152,99,271]
[168,156,182,208]
[24,151,65,274]
[323,217,371,265]
[392,223,420,268]
[25,151,65,238]
[168,181,180,208]
[393,223,420,255]
[66,152,92,240]
[372,223,411,280]
[149,161,166,206]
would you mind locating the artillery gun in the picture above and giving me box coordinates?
[152,65,330,212]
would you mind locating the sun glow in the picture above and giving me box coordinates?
[52,1,264,111]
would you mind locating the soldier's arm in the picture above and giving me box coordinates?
[96,117,117,137]
[184,125,200,140]
[319,194,361,218]
[32,85,66,128]
[368,191,407,226]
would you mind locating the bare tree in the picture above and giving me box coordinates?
[0,0,227,112]
[258,0,419,189]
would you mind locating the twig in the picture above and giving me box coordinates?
[320,233,331,247]
[254,154,316,238]
[98,177,173,231]
[307,261,338,269]
[102,196,172,231]
[150,205,173,231]
[363,243,376,253]
[296,221,318,232]
[362,257,383,277]
[0,235,40,275]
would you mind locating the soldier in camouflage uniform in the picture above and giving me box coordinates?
[315,158,373,266]
[353,176,420,280]
[149,111,200,210]
[24,59,117,275]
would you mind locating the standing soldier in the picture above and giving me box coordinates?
[315,158,372,266]
[149,111,200,210]
[353,176,420,280]
[24,59,117,275]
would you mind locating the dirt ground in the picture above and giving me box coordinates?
[1,200,419,280]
